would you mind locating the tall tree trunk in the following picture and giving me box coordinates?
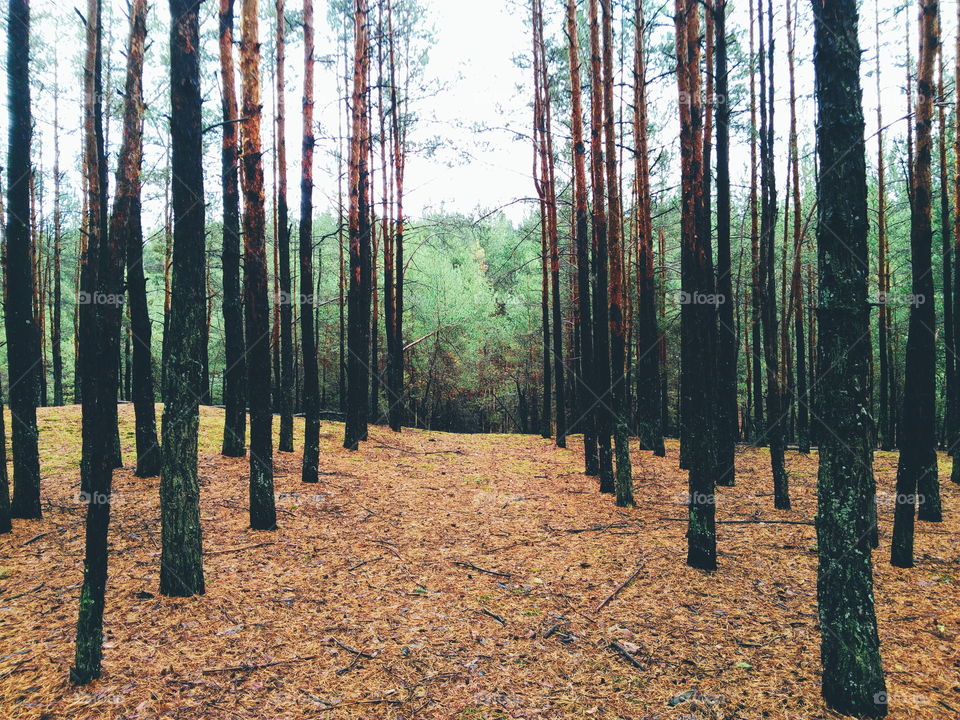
[300,0,320,483]
[344,0,372,450]
[3,0,42,519]
[811,1,888,715]
[386,0,406,433]
[159,0,209,595]
[219,0,247,457]
[952,0,960,484]
[785,0,808,456]
[275,0,294,452]
[566,0,599,474]
[892,0,943,567]
[875,0,893,452]
[532,0,566,449]
[748,0,763,442]
[73,0,122,682]
[713,0,736,483]
[937,30,954,456]
[632,0,663,458]
[758,0,789,509]
[52,60,64,408]
[112,0,159,479]
[588,0,614,493]
[240,0,278,529]
[675,0,717,570]
[600,0,631,504]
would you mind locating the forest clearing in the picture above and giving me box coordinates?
[1,405,957,719]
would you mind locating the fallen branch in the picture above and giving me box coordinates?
[206,541,277,556]
[347,556,384,572]
[21,531,52,546]
[3,583,44,602]
[452,561,512,578]
[556,522,629,534]
[595,564,644,612]
[332,638,377,659]
[201,655,316,674]
[608,641,644,670]
[479,608,506,625]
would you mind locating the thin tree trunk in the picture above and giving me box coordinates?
[875,0,893,452]
[275,0,294,452]
[675,0,717,570]
[386,0,405,433]
[219,0,247,457]
[811,1,888,714]
[566,0,599,474]
[952,0,960,483]
[3,0,42,519]
[748,0,763,442]
[52,60,64,407]
[758,0,788,509]
[159,0,209,595]
[112,0,159,478]
[344,0,372,450]
[300,0,320,483]
[240,0,277,529]
[892,0,943,567]
[588,0,614,493]
[73,0,122,682]
[600,0,631,504]
[713,0,736,483]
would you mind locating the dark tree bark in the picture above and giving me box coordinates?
[599,0,631,504]
[112,0,159,479]
[385,0,406,433]
[344,0,372,450]
[220,0,247,458]
[275,0,294,453]
[531,0,566,449]
[73,0,122,682]
[713,0,736,483]
[757,0,788,509]
[3,0,42,519]
[632,0,663,458]
[937,33,954,458]
[588,0,614,494]
[0,378,9,534]
[159,0,208,595]
[892,0,943,567]
[566,0,598,475]
[241,0,278,529]
[300,0,320,483]
[785,0,808,456]
[875,1,893,452]
[52,64,64,408]
[675,0,717,570]
[748,0,764,443]
[811,0,888,715]
[952,0,960,484]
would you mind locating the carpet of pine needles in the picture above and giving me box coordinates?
[0,404,958,719]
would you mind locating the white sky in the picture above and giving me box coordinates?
[8,0,947,234]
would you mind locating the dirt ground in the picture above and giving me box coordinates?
[0,404,957,719]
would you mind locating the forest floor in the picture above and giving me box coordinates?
[0,405,958,720]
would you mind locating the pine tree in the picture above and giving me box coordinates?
[220,0,247,458]
[811,0,887,714]
[240,0,278,529]
[3,0,42,519]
